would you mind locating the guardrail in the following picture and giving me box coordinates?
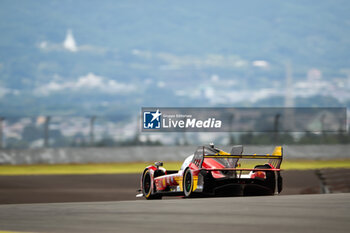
[0,145,349,165]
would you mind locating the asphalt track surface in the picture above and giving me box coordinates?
[0,193,349,233]
[0,170,323,204]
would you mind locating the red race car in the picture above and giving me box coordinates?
[138,144,283,199]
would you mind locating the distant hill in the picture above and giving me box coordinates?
[0,0,349,116]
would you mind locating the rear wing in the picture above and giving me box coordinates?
[192,146,283,171]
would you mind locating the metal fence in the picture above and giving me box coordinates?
[1,144,349,165]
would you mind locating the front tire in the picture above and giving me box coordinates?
[183,168,194,197]
[142,170,161,200]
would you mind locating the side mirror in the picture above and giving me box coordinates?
[155,161,163,168]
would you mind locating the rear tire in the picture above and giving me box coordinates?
[244,164,275,196]
[142,170,161,200]
[277,171,283,194]
[183,168,194,197]
[254,164,276,195]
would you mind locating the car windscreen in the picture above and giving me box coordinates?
[193,146,236,168]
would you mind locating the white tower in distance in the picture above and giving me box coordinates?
[63,29,78,52]
[284,61,294,108]
[284,61,295,131]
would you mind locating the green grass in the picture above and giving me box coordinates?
[281,159,350,170]
[0,231,30,233]
[0,162,183,175]
[0,160,349,175]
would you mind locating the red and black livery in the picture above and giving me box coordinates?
[139,144,283,199]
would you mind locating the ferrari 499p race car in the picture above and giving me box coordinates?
[138,144,283,199]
